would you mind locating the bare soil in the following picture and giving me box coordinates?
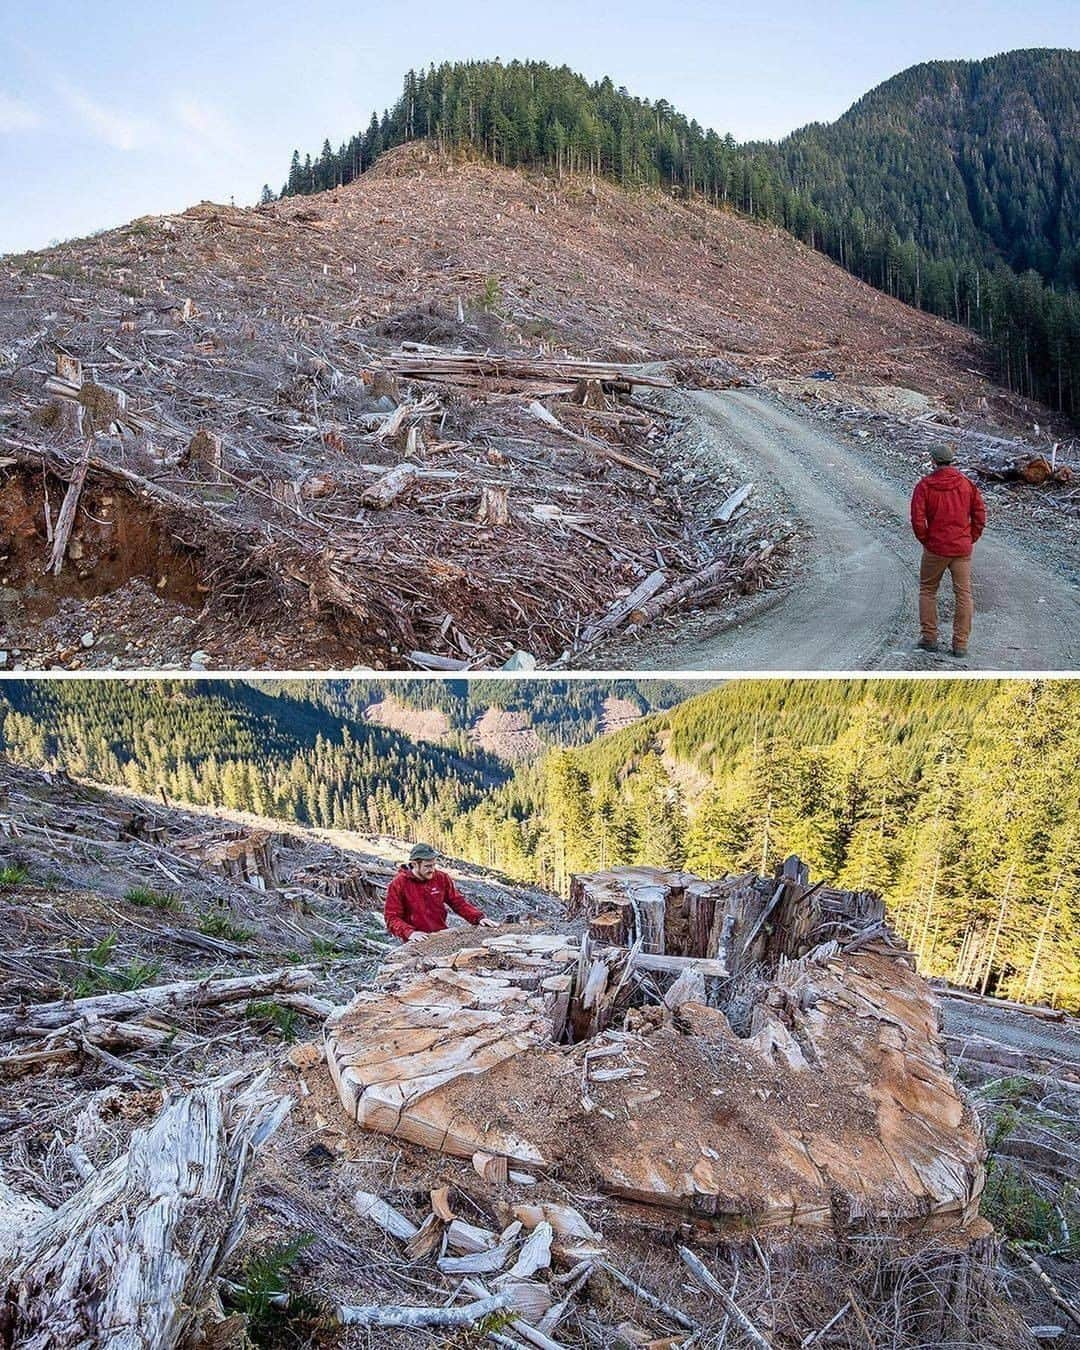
[2,142,1067,671]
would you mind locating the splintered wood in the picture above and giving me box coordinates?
[0,1080,291,1350]
[325,859,985,1239]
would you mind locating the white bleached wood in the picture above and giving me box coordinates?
[0,1081,289,1350]
[0,967,317,1039]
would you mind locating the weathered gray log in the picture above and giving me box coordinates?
[631,544,776,627]
[630,951,729,979]
[0,967,317,1039]
[579,569,666,644]
[938,986,1068,1023]
[715,482,754,523]
[1010,1246,1080,1329]
[338,1292,509,1327]
[45,446,90,575]
[678,1246,773,1349]
[0,1078,291,1350]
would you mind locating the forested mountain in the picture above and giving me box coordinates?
[2,679,1076,1008]
[757,50,1080,289]
[277,54,1080,416]
[258,679,688,748]
[0,681,506,837]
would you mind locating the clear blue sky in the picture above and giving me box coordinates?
[2,0,1078,255]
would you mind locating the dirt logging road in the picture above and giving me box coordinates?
[632,388,1080,672]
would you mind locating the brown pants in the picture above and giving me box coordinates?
[919,550,973,646]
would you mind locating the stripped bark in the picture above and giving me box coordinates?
[0,1078,291,1350]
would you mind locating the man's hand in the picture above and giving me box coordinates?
[477,917,499,929]
[407,930,428,943]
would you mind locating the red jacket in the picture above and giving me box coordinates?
[910,467,986,558]
[384,866,485,941]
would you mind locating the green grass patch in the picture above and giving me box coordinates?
[125,885,183,912]
[68,933,162,998]
[0,865,29,890]
[198,911,252,943]
[245,1000,300,1042]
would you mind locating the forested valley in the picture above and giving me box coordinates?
[1,679,1076,1009]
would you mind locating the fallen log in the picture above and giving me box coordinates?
[0,1078,291,1350]
[630,951,729,979]
[715,482,754,523]
[578,569,667,644]
[938,986,1068,1023]
[944,1035,1080,1085]
[678,1246,773,1350]
[44,445,91,575]
[1009,1245,1080,1329]
[375,351,673,389]
[338,1292,510,1327]
[630,544,777,627]
[361,461,420,510]
[969,451,1072,485]
[0,966,317,1039]
[528,401,661,480]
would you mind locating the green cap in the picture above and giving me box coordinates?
[931,443,956,465]
[409,843,438,861]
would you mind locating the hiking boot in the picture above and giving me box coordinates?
[951,644,968,658]
[916,638,939,653]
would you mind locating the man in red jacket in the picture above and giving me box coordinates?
[384,843,497,943]
[910,444,987,658]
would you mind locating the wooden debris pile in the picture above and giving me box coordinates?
[325,857,986,1239]
[2,208,793,674]
[370,348,674,397]
[0,759,1055,1345]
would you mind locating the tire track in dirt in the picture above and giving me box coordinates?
[619,388,1079,672]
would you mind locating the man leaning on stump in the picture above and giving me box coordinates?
[384,843,497,943]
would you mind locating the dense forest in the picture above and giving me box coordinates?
[2,679,1076,1009]
[275,53,1080,416]
[0,679,683,837]
[0,681,507,839]
[446,680,1079,1010]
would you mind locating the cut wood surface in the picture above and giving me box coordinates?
[325,863,984,1235]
